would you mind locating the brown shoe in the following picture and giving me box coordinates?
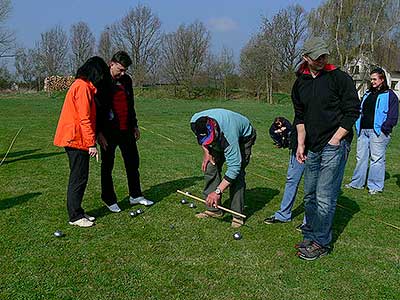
[195,210,224,219]
[231,217,244,228]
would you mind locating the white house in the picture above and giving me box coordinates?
[346,55,400,99]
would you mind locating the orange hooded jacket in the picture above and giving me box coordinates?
[54,78,97,151]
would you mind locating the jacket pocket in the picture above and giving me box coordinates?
[64,123,76,143]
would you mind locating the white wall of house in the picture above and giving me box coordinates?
[347,57,400,99]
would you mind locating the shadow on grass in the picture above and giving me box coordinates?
[245,187,280,218]
[392,174,400,188]
[3,152,64,165]
[86,176,203,219]
[291,203,305,221]
[332,195,360,246]
[0,148,41,159]
[217,187,279,224]
[143,176,204,202]
[288,193,360,247]
[0,192,42,210]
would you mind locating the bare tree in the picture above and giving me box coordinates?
[98,27,114,62]
[203,53,221,89]
[240,34,271,102]
[239,4,307,101]
[32,42,46,90]
[262,4,307,72]
[70,21,95,70]
[0,62,13,88]
[15,47,35,88]
[110,4,162,86]
[308,0,400,71]
[0,0,14,58]
[37,25,69,76]
[218,47,236,99]
[161,21,211,97]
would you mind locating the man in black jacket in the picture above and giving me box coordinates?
[98,51,153,213]
[292,37,359,260]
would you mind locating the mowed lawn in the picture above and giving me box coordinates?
[0,92,399,300]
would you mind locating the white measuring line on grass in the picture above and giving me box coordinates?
[139,126,175,143]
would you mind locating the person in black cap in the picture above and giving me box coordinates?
[292,37,360,260]
[190,108,256,228]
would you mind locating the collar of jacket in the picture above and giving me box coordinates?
[77,78,97,94]
[296,61,337,77]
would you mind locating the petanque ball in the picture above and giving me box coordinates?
[180,198,188,204]
[129,211,137,217]
[136,208,143,214]
[189,202,196,208]
[233,232,242,240]
[54,230,64,238]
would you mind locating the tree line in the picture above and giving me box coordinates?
[2,0,400,101]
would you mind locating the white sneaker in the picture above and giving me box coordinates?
[107,203,121,212]
[84,214,95,222]
[129,196,154,206]
[69,217,94,227]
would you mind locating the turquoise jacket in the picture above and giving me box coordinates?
[190,109,253,181]
[355,89,399,136]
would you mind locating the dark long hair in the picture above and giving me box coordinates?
[75,56,111,89]
[76,56,113,128]
[369,67,389,92]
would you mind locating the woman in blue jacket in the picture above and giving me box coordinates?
[346,68,398,194]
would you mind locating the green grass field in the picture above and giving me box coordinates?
[0,92,399,300]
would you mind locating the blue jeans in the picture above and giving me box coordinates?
[274,151,306,223]
[302,140,350,247]
[348,129,390,192]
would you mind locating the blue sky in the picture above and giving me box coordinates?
[7,0,322,57]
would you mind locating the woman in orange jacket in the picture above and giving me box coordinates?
[54,56,112,227]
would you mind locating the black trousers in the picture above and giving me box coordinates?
[65,147,89,222]
[100,130,142,205]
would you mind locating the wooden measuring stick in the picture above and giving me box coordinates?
[176,190,247,219]
[0,127,23,167]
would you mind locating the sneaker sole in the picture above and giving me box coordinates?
[263,220,287,225]
[68,222,94,228]
[345,185,363,190]
[195,212,223,219]
[294,241,312,249]
[130,202,153,206]
[297,251,328,261]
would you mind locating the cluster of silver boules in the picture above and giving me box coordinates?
[129,208,144,217]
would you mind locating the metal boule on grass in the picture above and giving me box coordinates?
[129,210,137,217]
[136,208,143,214]
[180,198,188,204]
[233,232,242,240]
[54,230,65,238]
[170,224,175,230]
[189,202,196,208]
